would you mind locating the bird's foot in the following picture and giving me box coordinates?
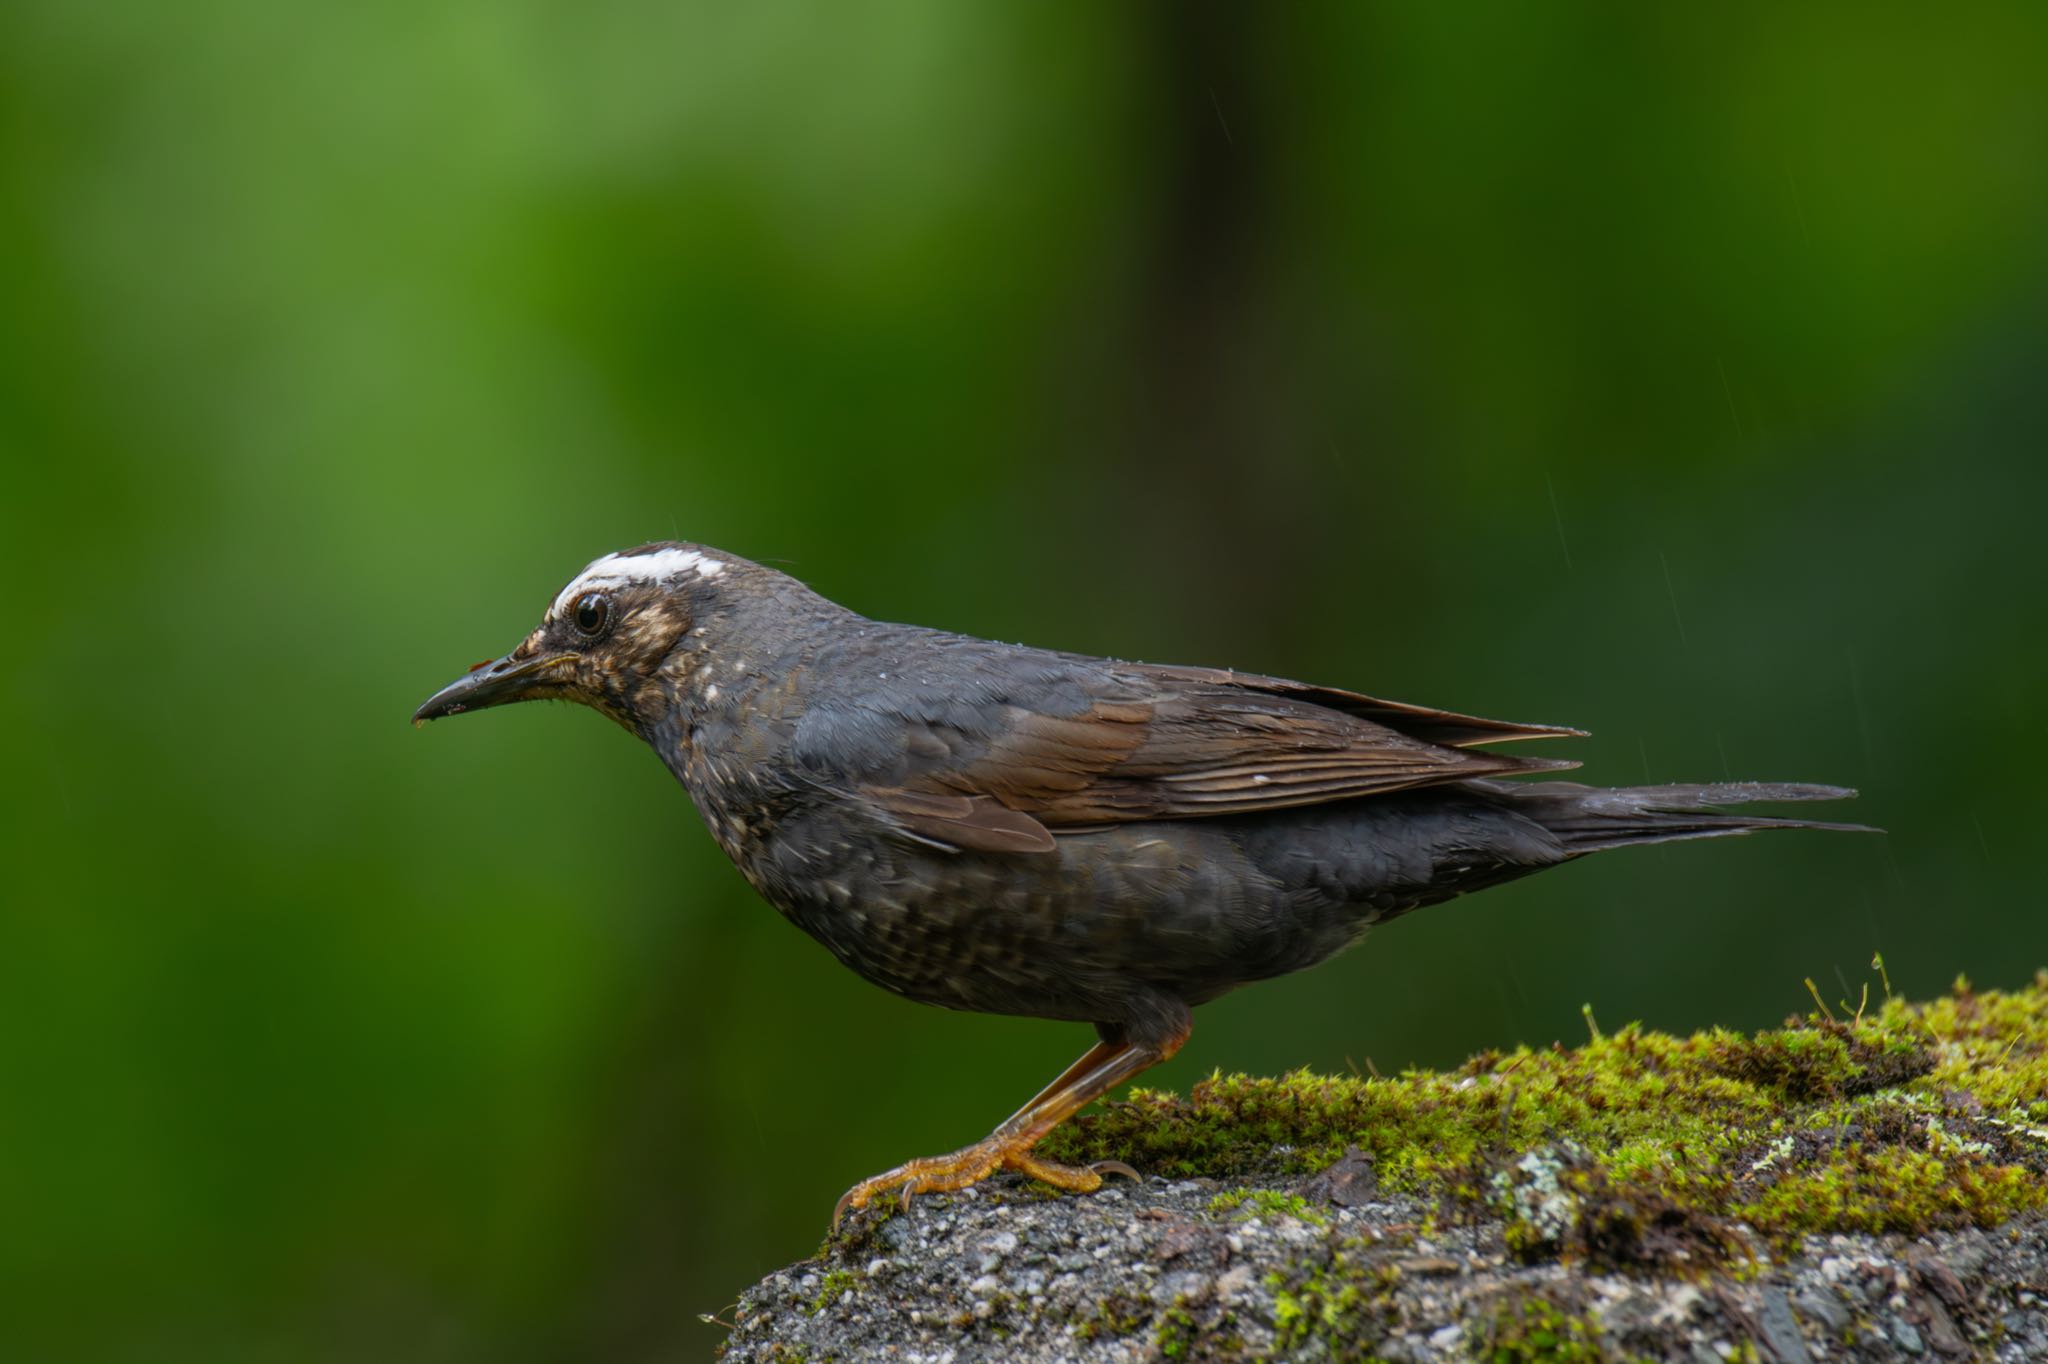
[832,1136,1138,1228]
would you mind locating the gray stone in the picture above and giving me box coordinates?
[719,1180,2048,1363]
[1757,1285,1813,1363]
[1298,1145,1379,1207]
[1795,1288,1850,1335]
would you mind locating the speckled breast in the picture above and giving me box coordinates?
[691,779,1374,1026]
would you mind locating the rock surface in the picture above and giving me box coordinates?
[720,980,2048,1360]
[721,1172,2048,1362]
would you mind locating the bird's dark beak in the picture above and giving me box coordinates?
[412,649,579,726]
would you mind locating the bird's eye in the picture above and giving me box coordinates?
[571,592,611,637]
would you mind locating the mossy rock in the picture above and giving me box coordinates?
[1041,972,2048,1255]
[726,977,2048,1362]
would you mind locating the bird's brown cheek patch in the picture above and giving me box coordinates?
[621,606,688,669]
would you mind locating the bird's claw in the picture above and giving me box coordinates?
[831,1141,1142,1230]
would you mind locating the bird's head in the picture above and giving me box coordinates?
[412,543,738,734]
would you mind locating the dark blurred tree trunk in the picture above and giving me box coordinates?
[1105,0,1335,662]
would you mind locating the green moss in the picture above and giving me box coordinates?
[1259,1248,1400,1360]
[804,1268,859,1316]
[1153,1298,1199,1357]
[1491,1144,1750,1272]
[1479,1295,1606,1362]
[1041,972,2048,1262]
[1208,1187,1330,1226]
[820,1190,902,1260]
[1073,1294,1148,1341]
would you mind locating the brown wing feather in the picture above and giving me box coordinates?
[869,788,1060,854]
[1031,684,1574,822]
[871,669,1579,839]
[1129,663,1587,747]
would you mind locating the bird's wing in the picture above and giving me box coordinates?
[1131,663,1587,748]
[794,645,1581,854]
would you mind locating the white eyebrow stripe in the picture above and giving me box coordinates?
[549,547,726,617]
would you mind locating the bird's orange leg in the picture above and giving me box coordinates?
[1000,1037,1128,1124]
[832,1027,1186,1228]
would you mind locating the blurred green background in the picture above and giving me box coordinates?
[3,3,2044,1359]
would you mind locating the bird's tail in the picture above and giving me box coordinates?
[1471,779,1878,855]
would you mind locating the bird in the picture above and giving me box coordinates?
[413,542,1871,1225]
